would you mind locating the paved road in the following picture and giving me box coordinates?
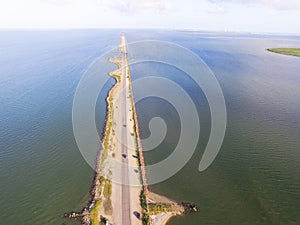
[120,35,131,225]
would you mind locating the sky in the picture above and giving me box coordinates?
[0,0,300,33]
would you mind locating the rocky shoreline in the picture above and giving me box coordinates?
[64,34,198,225]
[64,56,120,225]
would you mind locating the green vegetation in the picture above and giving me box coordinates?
[103,179,112,198]
[148,203,173,215]
[142,213,150,225]
[99,176,105,186]
[101,143,108,165]
[267,48,300,57]
[140,190,147,210]
[101,95,115,164]
[140,190,150,225]
[90,200,102,225]
[90,177,113,223]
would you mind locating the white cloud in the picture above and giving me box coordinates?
[262,0,300,10]
[98,0,172,14]
[209,0,300,10]
[207,5,228,14]
[42,0,173,14]
[1,0,299,32]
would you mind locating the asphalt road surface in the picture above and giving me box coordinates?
[120,35,131,225]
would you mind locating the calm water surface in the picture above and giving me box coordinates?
[0,30,300,225]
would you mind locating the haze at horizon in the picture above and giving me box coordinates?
[1,0,300,34]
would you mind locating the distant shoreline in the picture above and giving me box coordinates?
[267,48,300,57]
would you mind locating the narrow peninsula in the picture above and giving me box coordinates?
[267,48,300,57]
[65,34,197,225]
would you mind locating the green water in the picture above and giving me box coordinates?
[131,32,300,225]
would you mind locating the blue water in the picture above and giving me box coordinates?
[0,30,300,225]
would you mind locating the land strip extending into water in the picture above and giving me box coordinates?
[65,34,196,225]
[267,48,300,57]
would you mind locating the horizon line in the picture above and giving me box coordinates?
[0,27,299,36]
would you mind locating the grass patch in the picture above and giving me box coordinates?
[267,48,300,57]
[90,200,102,225]
[102,112,113,156]
[101,144,108,165]
[148,203,173,215]
[103,179,112,199]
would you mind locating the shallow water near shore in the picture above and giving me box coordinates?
[0,30,300,225]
